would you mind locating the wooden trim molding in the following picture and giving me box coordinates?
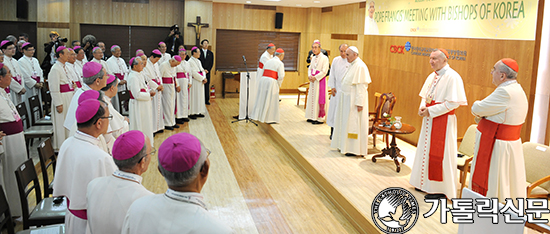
[322,7,333,13]
[37,22,70,28]
[244,4,277,11]
[331,34,358,41]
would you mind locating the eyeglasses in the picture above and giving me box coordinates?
[148,147,157,156]
[99,115,113,120]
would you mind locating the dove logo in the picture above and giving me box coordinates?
[372,187,419,233]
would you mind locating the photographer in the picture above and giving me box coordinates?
[82,34,97,61]
[164,24,183,56]
[41,31,68,78]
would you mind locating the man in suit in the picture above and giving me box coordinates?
[164,25,183,56]
[199,39,213,105]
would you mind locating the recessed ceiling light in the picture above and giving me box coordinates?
[296,4,302,6]
[246,0,251,2]
[314,0,321,3]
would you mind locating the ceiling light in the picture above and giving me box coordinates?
[314,1,321,3]
[246,0,251,2]
[296,4,302,6]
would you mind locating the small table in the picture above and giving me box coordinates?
[372,121,416,172]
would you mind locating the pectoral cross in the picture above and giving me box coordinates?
[188,16,209,46]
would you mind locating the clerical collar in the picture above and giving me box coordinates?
[75,130,100,146]
[499,79,517,88]
[113,170,143,184]
[164,189,207,210]
[434,64,449,76]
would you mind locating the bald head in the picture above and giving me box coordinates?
[339,44,349,59]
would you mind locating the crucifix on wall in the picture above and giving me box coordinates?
[188,16,209,46]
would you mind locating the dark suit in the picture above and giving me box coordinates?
[164,34,184,56]
[199,48,214,103]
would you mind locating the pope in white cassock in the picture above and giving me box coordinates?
[106,45,129,112]
[409,49,467,199]
[160,56,182,130]
[127,56,154,144]
[305,40,330,124]
[176,48,191,123]
[188,47,207,118]
[87,130,153,234]
[327,44,349,139]
[122,133,234,234]
[18,42,44,104]
[54,99,117,234]
[330,46,371,157]
[1,40,25,105]
[141,50,164,134]
[469,58,528,201]
[0,63,27,217]
[250,48,285,123]
[364,1,379,35]
[48,46,75,150]
[101,75,130,152]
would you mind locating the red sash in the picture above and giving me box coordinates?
[60,84,74,93]
[130,89,147,99]
[0,120,24,135]
[162,77,174,84]
[471,118,522,196]
[66,199,87,220]
[259,62,264,69]
[13,75,22,85]
[176,72,187,79]
[4,87,9,94]
[427,101,455,182]
[114,73,124,81]
[152,78,161,85]
[75,81,82,88]
[263,69,278,80]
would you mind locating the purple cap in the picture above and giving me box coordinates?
[21,42,31,49]
[78,90,100,104]
[158,133,202,173]
[67,48,74,52]
[158,42,166,46]
[129,57,137,66]
[111,45,119,50]
[191,46,198,51]
[136,52,145,57]
[56,46,67,53]
[152,49,162,55]
[93,46,101,52]
[83,61,103,78]
[76,99,101,123]
[73,46,82,50]
[106,74,116,85]
[179,48,186,52]
[113,130,146,160]
[0,40,10,48]
[173,55,182,62]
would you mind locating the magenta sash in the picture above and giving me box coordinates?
[130,88,147,99]
[0,120,24,135]
[13,75,22,85]
[176,72,187,79]
[311,69,326,118]
[114,73,125,80]
[31,75,40,83]
[199,71,204,76]
[75,81,82,88]
[60,84,74,93]
[4,87,9,93]
[66,199,87,220]
[152,78,161,85]
[162,77,174,84]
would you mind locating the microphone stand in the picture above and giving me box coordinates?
[232,55,258,126]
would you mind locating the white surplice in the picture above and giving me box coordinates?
[106,56,129,112]
[175,60,189,119]
[159,61,178,127]
[142,58,163,132]
[188,57,206,115]
[87,170,153,234]
[305,53,330,122]
[49,61,75,150]
[53,131,117,234]
[159,53,171,65]
[330,57,371,155]
[18,55,44,103]
[92,58,111,75]
[3,56,25,104]
[250,56,284,123]
[74,59,87,74]
[103,95,129,152]
[409,64,467,199]
[469,80,528,200]
[63,84,91,134]
[326,56,349,127]
[0,89,27,216]
[122,190,234,234]
[127,70,153,144]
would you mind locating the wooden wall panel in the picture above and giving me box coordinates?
[0,0,38,22]
[37,0,70,23]
[364,36,536,145]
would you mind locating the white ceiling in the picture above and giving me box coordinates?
[212,0,365,8]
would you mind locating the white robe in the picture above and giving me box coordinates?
[66,63,83,90]
[175,60,190,119]
[87,170,153,234]
[305,53,330,122]
[74,59,87,74]
[409,64,467,199]
[159,52,171,65]
[238,51,271,120]
[53,131,117,234]
[142,58,163,132]
[122,190,234,234]
[160,61,178,127]
[250,56,285,123]
[127,70,154,144]
[63,84,91,134]
[92,58,111,75]
[330,57,371,155]
[188,57,206,115]
[469,80,528,200]
[4,56,25,104]
[49,61,75,150]
[0,89,27,216]
[364,16,379,35]
[106,56,129,112]
[18,55,44,104]
[103,95,129,152]
[326,56,349,127]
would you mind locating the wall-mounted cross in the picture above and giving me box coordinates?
[188,16,209,47]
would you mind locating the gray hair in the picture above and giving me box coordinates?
[83,68,105,85]
[93,47,102,54]
[111,45,120,52]
[114,143,147,170]
[132,57,141,67]
[82,34,97,46]
[6,35,16,44]
[274,52,283,56]
[0,66,7,77]
[267,45,275,50]
[497,61,518,79]
[158,142,208,187]
[433,49,447,61]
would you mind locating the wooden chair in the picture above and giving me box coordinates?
[28,95,52,126]
[16,102,54,157]
[41,81,52,117]
[14,159,66,229]
[368,92,396,148]
[118,90,131,116]
[457,124,477,198]
[297,82,309,109]
[523,142,550,198]
[37,138,57,198]
[0,185,64,234]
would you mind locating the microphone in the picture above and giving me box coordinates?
[242,55,246,62]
